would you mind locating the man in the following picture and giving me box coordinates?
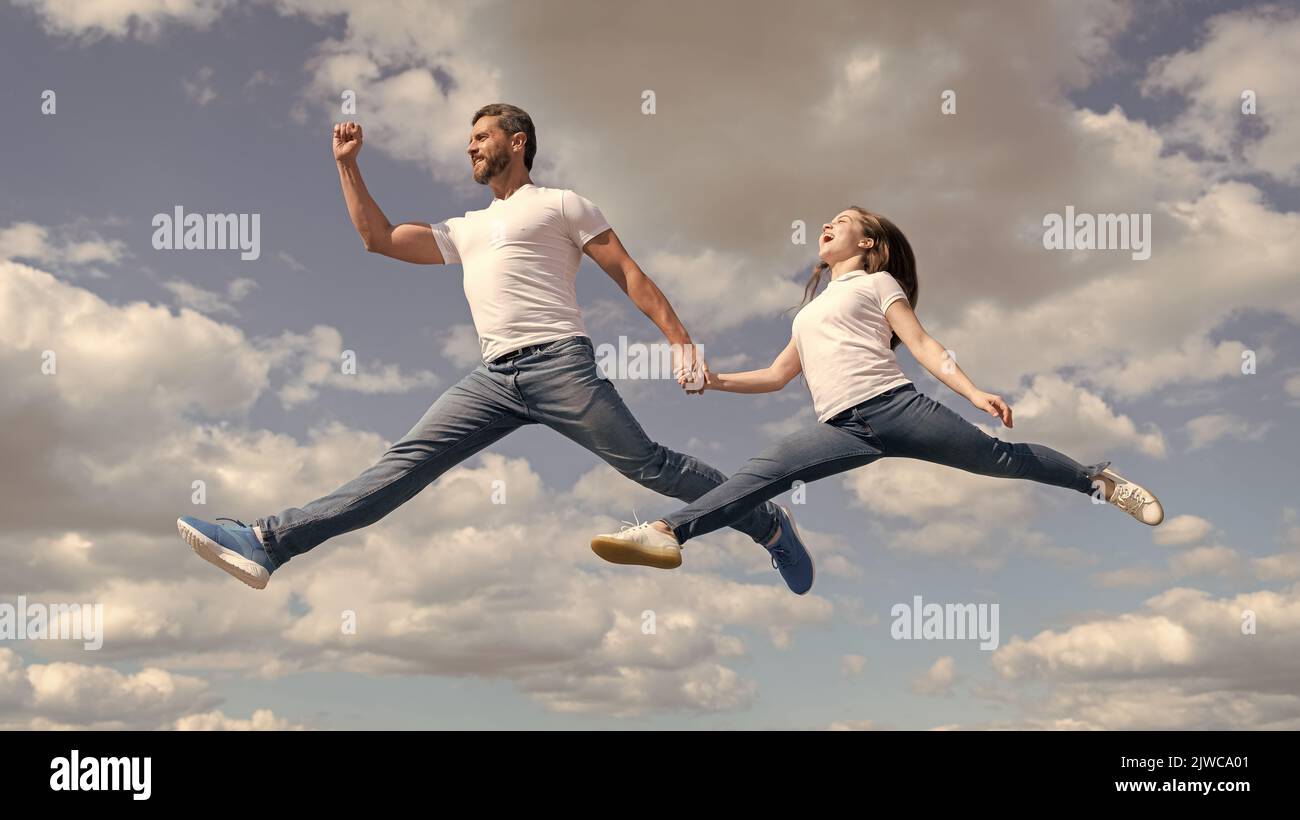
[177,103,813,594]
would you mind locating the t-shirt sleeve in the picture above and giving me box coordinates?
[877,272,909,312]
[429,217,462,264]
[561,189,613,249]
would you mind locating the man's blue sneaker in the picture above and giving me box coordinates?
[765,505,815,595]
[177,515,276,589]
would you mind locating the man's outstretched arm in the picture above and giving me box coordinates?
[334,121,444,265]
[585,228,709,389]
[585,229,691,345]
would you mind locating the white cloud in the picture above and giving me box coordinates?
[1184,413,1271,451]
[0,648,219,729]
[160,276,258,317]
[12,0,231,41]
[1253,554,1300,582]
[0,221,49,259]
[1143,7,1300,183]
[1285,374,1300,406]
[1092,565,1169,589]
[277,251,308,272]
[981,374,1165,459]
[945,682,1300,731]
[1251,509,1300,580]
[911,656,957,696]
[841,654,866,679]
[931,181,1299,402]
[259,324,439,407]
[1092,546,1242,588]
[182,65,217,106]
[0,261,421,538]
[1283,508,1300,548]
[290,1,501,188]
[0,648,304,729]
[829,719,879,731]
[1167,546,1240,578]
[439,323,482,369]
[174,708,306,730]
[1153,514,1213,546]
[988,586,1300,728]
[244,69,275,93]
[0,221,127,268]
[641,248,800,333]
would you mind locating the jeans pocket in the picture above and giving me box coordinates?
[847,408,886,451]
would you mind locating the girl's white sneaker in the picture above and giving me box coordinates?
[591,521,682,569]
[1097,467,1164,526]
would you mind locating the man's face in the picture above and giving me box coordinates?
[467,116,513,184]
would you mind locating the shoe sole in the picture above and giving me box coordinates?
[776,504,815,595]
[177,518,271,590]
[590,536,683,570]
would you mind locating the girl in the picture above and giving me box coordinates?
[590,207,1164,594]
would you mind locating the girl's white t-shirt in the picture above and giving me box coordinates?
[791,269,912,422]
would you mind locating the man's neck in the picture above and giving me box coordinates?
[489,168,535,201]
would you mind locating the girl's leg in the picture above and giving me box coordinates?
[662,419,884,544]
[869,389,1109,494]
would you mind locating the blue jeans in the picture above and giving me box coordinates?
[255,335,779,567]
[661,383,1110,544]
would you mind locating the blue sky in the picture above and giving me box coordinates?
[2,0,1298,729]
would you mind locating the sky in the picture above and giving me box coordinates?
[1,0,1298,730]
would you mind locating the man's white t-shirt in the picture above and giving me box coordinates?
[791,269,913,422]
[429,184,611,363]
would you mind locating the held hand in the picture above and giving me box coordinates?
[672,343,707,395]
[970,390,1013,427]
[680,358,711,395]
[333,121,364,162]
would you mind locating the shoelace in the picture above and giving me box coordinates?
[615,509,646,536]
[1111,485,1147,514]
[215,517,270,552]
[767,544,796,570]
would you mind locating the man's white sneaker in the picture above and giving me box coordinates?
[591,521,682,569]
[1097,467,1164,526]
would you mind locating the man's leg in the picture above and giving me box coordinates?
[517,337,780,545]
[255,365,531,567]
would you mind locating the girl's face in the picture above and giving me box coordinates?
[818,209,873,265]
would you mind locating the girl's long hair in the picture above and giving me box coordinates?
[798,207,919,350]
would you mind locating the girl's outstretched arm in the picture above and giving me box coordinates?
[701,338,802,394]
[885,300,1014,428]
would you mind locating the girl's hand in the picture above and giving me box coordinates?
[679,362,713,395]
[970,390,1013,427]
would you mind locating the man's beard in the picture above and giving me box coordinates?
[473,150,510,184]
